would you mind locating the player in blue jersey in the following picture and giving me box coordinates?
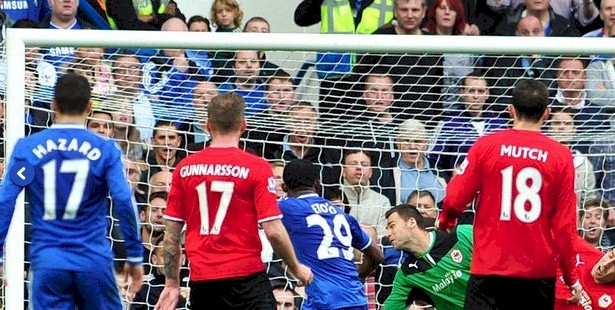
[0,73,144,309]
[279,159,384,310]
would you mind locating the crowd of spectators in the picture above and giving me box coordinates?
[0,0,615,308]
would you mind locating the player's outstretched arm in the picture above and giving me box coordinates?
[552,158,581,291]
[106,145,143,265]
[155,219,183,310]
[261,219,314,285]
[358,242,384,281]
[438,144,481,231]
[0,144,27,263]
[384,269,414,310]
[122,262,144,298]
[566,282,583,304]
[354,223,383,281]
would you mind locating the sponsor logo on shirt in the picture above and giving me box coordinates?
[47,47,75,57]
[579,290,593,309]
[267,177,276,194]
[599,294,612,308]
[576,254,585,267]
[1,1,29,10]
[432,270,463,293]
[450,249,463,263]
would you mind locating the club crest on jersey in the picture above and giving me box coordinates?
[267,177,277,194]
[450,249,463,263]
[599,294,612,308]
[455,159,469,175]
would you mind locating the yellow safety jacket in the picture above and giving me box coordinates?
[132,0,168,16]
[317,0,394,79]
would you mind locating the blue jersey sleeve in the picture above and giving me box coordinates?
[346,213,372,252]
[105,143,143,265]
[278,199,295,234]
[0,141,26,264]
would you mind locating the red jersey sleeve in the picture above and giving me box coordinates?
[439,138,482,230]
[552,154,580,286]
[252,161,282,223]
[164,167,186,222]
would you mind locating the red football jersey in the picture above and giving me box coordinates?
[165,147,281,281]
[440,129,578,285]
[556,237,615,310]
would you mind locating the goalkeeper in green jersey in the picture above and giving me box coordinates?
[384,204,473,310]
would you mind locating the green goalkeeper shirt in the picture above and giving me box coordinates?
[384,224,473,310]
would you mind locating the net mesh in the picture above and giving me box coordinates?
[1,39,615,309]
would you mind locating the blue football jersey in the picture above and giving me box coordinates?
[279,193,372,309]
[2,0,50,23]
[40,22,82,68]
[0,124,143,270]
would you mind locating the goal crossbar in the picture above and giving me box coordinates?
[4,28,615,310]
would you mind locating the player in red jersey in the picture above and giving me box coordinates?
[154,93,313,310]
[556,236,615,310]
[437,79,582,309]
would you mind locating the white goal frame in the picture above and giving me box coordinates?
[4,28,615,309]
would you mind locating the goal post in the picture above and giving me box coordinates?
[4,28,615,310]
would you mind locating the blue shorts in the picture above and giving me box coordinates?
[29,266,122,310]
